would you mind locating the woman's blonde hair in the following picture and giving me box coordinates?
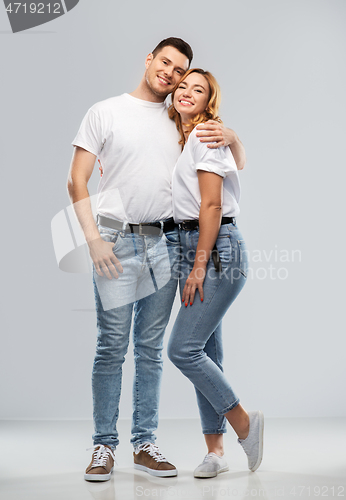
[168,68,222,147]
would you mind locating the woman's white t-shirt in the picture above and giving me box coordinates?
[172,127,241,223]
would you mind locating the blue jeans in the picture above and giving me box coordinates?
[168,221,248,434]
[92,223,180,449]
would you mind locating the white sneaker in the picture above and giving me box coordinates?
[194,452,229,478]
[238,410,264,472]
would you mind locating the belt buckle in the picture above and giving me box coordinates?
[181,220,196,231]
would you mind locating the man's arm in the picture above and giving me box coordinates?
[195,121,247,170]
[67,146,123,279]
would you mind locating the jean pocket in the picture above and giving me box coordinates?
[236,239,248,277]
[98,227,120,250]
[215,235,232,267]
[162,230,180,245]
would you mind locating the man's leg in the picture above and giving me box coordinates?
[130,229,180,445]
[130,229,180,476]
[84,280,134,482]
[130,276,178,477]
[91,227,142,450]
[92,279,134,449]
[130,276,177,446]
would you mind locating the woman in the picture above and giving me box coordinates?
[167,69,264,478]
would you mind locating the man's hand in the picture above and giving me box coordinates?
[182,266,206,306]
[89,237,123,279]
[196,120,237,149]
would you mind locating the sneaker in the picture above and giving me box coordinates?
[84,444,116,481]
[238,410,264,472]
[194,452,229,478]
[133,442,177,477]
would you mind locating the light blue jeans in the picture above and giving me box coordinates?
[168,221,248,434]
[92,223,180,449]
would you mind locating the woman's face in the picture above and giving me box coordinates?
[173,72,210,121]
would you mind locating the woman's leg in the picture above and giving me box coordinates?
[180,257,229,458]
[202,403,251,455]
[173,232,222,434]
[200,328,250,447]
[224,403,250,439]
[204,434,225,456]
[194,325,227,439]
[195,324,228,459]
[169,225,263,472]
[168,260,246,416]
[168,224,247,417]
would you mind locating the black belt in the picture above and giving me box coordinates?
[97,215,177,236]
[178,216,236,231]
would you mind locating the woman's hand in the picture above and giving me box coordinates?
[182,266,206,306]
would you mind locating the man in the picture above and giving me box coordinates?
[67,37,246,481]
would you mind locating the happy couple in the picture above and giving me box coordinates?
[67,36,263,481]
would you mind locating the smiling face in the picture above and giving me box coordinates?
[145,46,190,99]
[173,72,210,122]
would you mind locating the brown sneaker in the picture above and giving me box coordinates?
[84,445,115,481]
[133,442,177,477]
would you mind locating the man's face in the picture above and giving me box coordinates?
[145,46,190,98]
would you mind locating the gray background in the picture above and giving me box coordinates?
[1,0,345,422]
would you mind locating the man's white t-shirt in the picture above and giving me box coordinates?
[172,128,241,223]
[72,93,181,223]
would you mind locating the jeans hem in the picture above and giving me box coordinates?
[132,439,155,449]
[202,429,227,435]
[219,398,240,415]
[93,441,117,451]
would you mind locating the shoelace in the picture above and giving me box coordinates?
[87,444,117,468]
[135,442,168,463]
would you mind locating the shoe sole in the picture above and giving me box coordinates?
[250,410,264,472]
[84,467,114,481]
[134,464,177,477]
[194,465,229,478]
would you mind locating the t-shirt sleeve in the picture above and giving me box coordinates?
[72,108,104,157]
[193,134,237,178]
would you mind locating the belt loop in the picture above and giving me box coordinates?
[159,220,164,237]
[96,214,99,226]
[121,220,127,236]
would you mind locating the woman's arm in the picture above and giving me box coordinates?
[182,170,223,306]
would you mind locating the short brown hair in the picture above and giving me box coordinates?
[152,37,193,66]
